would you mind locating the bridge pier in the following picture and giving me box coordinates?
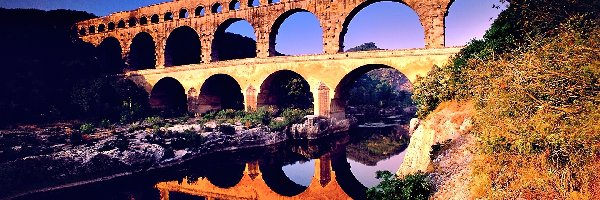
[244,86,258,111]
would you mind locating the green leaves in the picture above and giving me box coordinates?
[367,171,431,200]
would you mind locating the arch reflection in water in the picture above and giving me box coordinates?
[155,127,409,200]
[156,155,353,200]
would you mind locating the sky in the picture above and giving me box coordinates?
[0,0,506,55]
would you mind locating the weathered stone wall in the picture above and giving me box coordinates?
[76,0,457,68]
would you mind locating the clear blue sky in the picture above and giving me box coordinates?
[0,0,506,55]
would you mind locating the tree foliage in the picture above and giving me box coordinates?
[367,171,431,200]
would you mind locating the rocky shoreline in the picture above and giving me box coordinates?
[0,116,353,199]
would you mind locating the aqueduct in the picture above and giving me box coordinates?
[76,0,463,119]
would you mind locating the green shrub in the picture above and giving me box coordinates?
[268,120,288,131]
[171,130,206,149]
[144,116,165,127]
[280,108,308,124]
[367,171,431,200]
[79,123,95,134]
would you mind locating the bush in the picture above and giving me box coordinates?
[170,130,206,150]
[79,123,95,134]
[367,171,431,200]
[144,116,164,127]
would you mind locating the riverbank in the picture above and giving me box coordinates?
[0,115,353,199]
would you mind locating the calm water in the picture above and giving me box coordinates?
[19,125,408,200]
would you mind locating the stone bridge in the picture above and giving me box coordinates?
[75,0,462,118]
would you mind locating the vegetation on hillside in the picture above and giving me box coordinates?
[367,171,431,200]
[412,0,600,198]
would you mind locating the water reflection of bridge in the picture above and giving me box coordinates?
[155,137,377,200]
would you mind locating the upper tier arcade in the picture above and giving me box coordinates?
[75,0,455,68]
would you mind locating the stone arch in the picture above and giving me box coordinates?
[150,77,188,116]
[79,27,86,36]
[129,17,138,27]
[107,22,115,31]
[212,18,257,61]
[89,25,96,34]
[98,24,106,32]
[258,70,314,109]
[197,74,244,113]
[268,9,323,56]
[98,37,124,74]
[151,14,160,23]
[179,8,189,19]
[195,6,205,17]
[229,0,241,10]
[164,11,174,21]
[164,26,201,67]
[338,0,424,52]
[128,32,156,70]
[330,64,413,119]
[140,16,148,25]
[117,20,126,28]
[212,3,223,14]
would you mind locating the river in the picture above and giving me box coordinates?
[17,125,409,200]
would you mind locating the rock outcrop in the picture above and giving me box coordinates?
[397,101,474,176]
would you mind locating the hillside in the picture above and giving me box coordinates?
[410,0,600,198]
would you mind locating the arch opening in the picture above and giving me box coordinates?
[140,16,148,25]
[164,12,174,21]
[117,20,126,28]
[98,37,124,74]
[331,64,414,121]
[269,9,323,56]
[179,9,189,19]
[151,14,160,23]
[212,3,223,13]
[198,74,244,113]
[128,32,156,70]
[229,0,241,10]
[445,0,506,47]
[107,22,115,31]
[212,19,257,61]
[258,70,313,110]
[98,24,106,32]
[150,77,188,117]
[269,0,280,4]
[164,26,201,67]
[89,25,96,34]
[79,28,86,36]
[129,18,138,27]
[195,6,205,17]
[340,1,424,52]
